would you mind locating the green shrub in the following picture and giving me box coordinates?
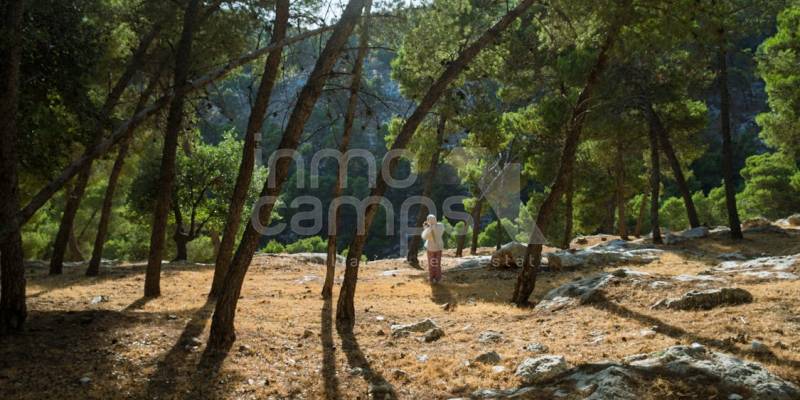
[187,236,215,263]
[285,236,326,253]
[262,240,285,254]
[478,218,518,247]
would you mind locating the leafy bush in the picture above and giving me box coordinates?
[738,152,800,219]
[262,240,285,254]
[187,236,215,263]
[285,236,326,253]
[659,197,689,231]
[478,218,518,247]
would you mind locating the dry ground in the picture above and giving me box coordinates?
[1,228,800,399]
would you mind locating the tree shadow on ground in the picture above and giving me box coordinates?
[336,324,397,400]
[0,309,153,399]
[589,291,800,371]
[142,298,230,399]
[24,261,216,293]
[321,297,340,399]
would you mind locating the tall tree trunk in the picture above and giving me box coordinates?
[206,0,368,352]
[48,22,160,276]
[66,225,84,262]
[406,115,446,266]
[210,0,290,298]
[335,0,538,329]
[646,108,663,244]
[0,0,26,334]
[615,141,628,240]
[561,172,574,249]
[512,17,623,306]
[635,192,648,237]
[455,222,466,257]
[144,0,203,298]
[717,44,743,239]
[173,232,189,262]
[648,104,700,228]
[469,198,483,255]
[322,0,372,299]
[209,231,221,258]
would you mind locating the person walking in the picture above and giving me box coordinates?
[422,214,445,283]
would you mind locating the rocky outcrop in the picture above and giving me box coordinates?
[714,254,800,281]
[490,242,528,268]
[663,226,709,245]
[472,345,800,400]
[547,240,662,270]
[652,288,753,310]
[391,319,438,337]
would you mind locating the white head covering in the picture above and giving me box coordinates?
[426,214,437,225]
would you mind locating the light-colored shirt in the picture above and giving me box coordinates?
[422,223,445,252]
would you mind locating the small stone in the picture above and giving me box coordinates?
[391,319,438,337]
[728,394,744,400]
[423,327,444,342]
[640,329,657,339]
[238,344,254,356]
[751,340,771,354]
[491,365,507,374]
[186,337,203,347]
[523,343,549,353]
[375,329,386,336]
[441,302,454,311]
[166,314,178,320]
[477,330,503,343]
[349,367,363,376]
[79,376,92,385]
[90,295,108,305]
[515,355,570,384]
[391,369,408,380]
[417,354,429,363]
[302,329,314,339]
[368,382,394,399]
[475,351,502,365]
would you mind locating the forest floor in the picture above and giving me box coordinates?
[2,227,800,399]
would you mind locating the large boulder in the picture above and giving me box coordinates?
[652,288,753,310]
[541,273,615,304]
[742,216,772,230]
[289,253,345,265]
[490,242,528,268]
[713,254,800,281]
[472,345,800,400]
[664,226,710,245]
[787,214,800,226]
[547,240,662,270]
[515,355,570,384]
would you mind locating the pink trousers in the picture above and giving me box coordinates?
[427,250,442,282]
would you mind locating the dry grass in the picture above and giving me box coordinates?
[1,229,799,399]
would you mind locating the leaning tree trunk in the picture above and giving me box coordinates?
[210,0,290,298]
[469,198,483,255]
[49,23,160,276]
[635,192,648,237]
[86,66,163,276]
[512,17,623,306]
[648,104,700,228]
[206,0,368,352]
[561,172,574,249]
[49,170,89,274]
[0,0,26,334]
[646,108,663,244]
[10,26,335,230]
[615,141,628,240]
[717,43,743,239]
[144,0,202,298]
[322,1,372,299]
[406,115,446,266]
[335,0,538,329]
